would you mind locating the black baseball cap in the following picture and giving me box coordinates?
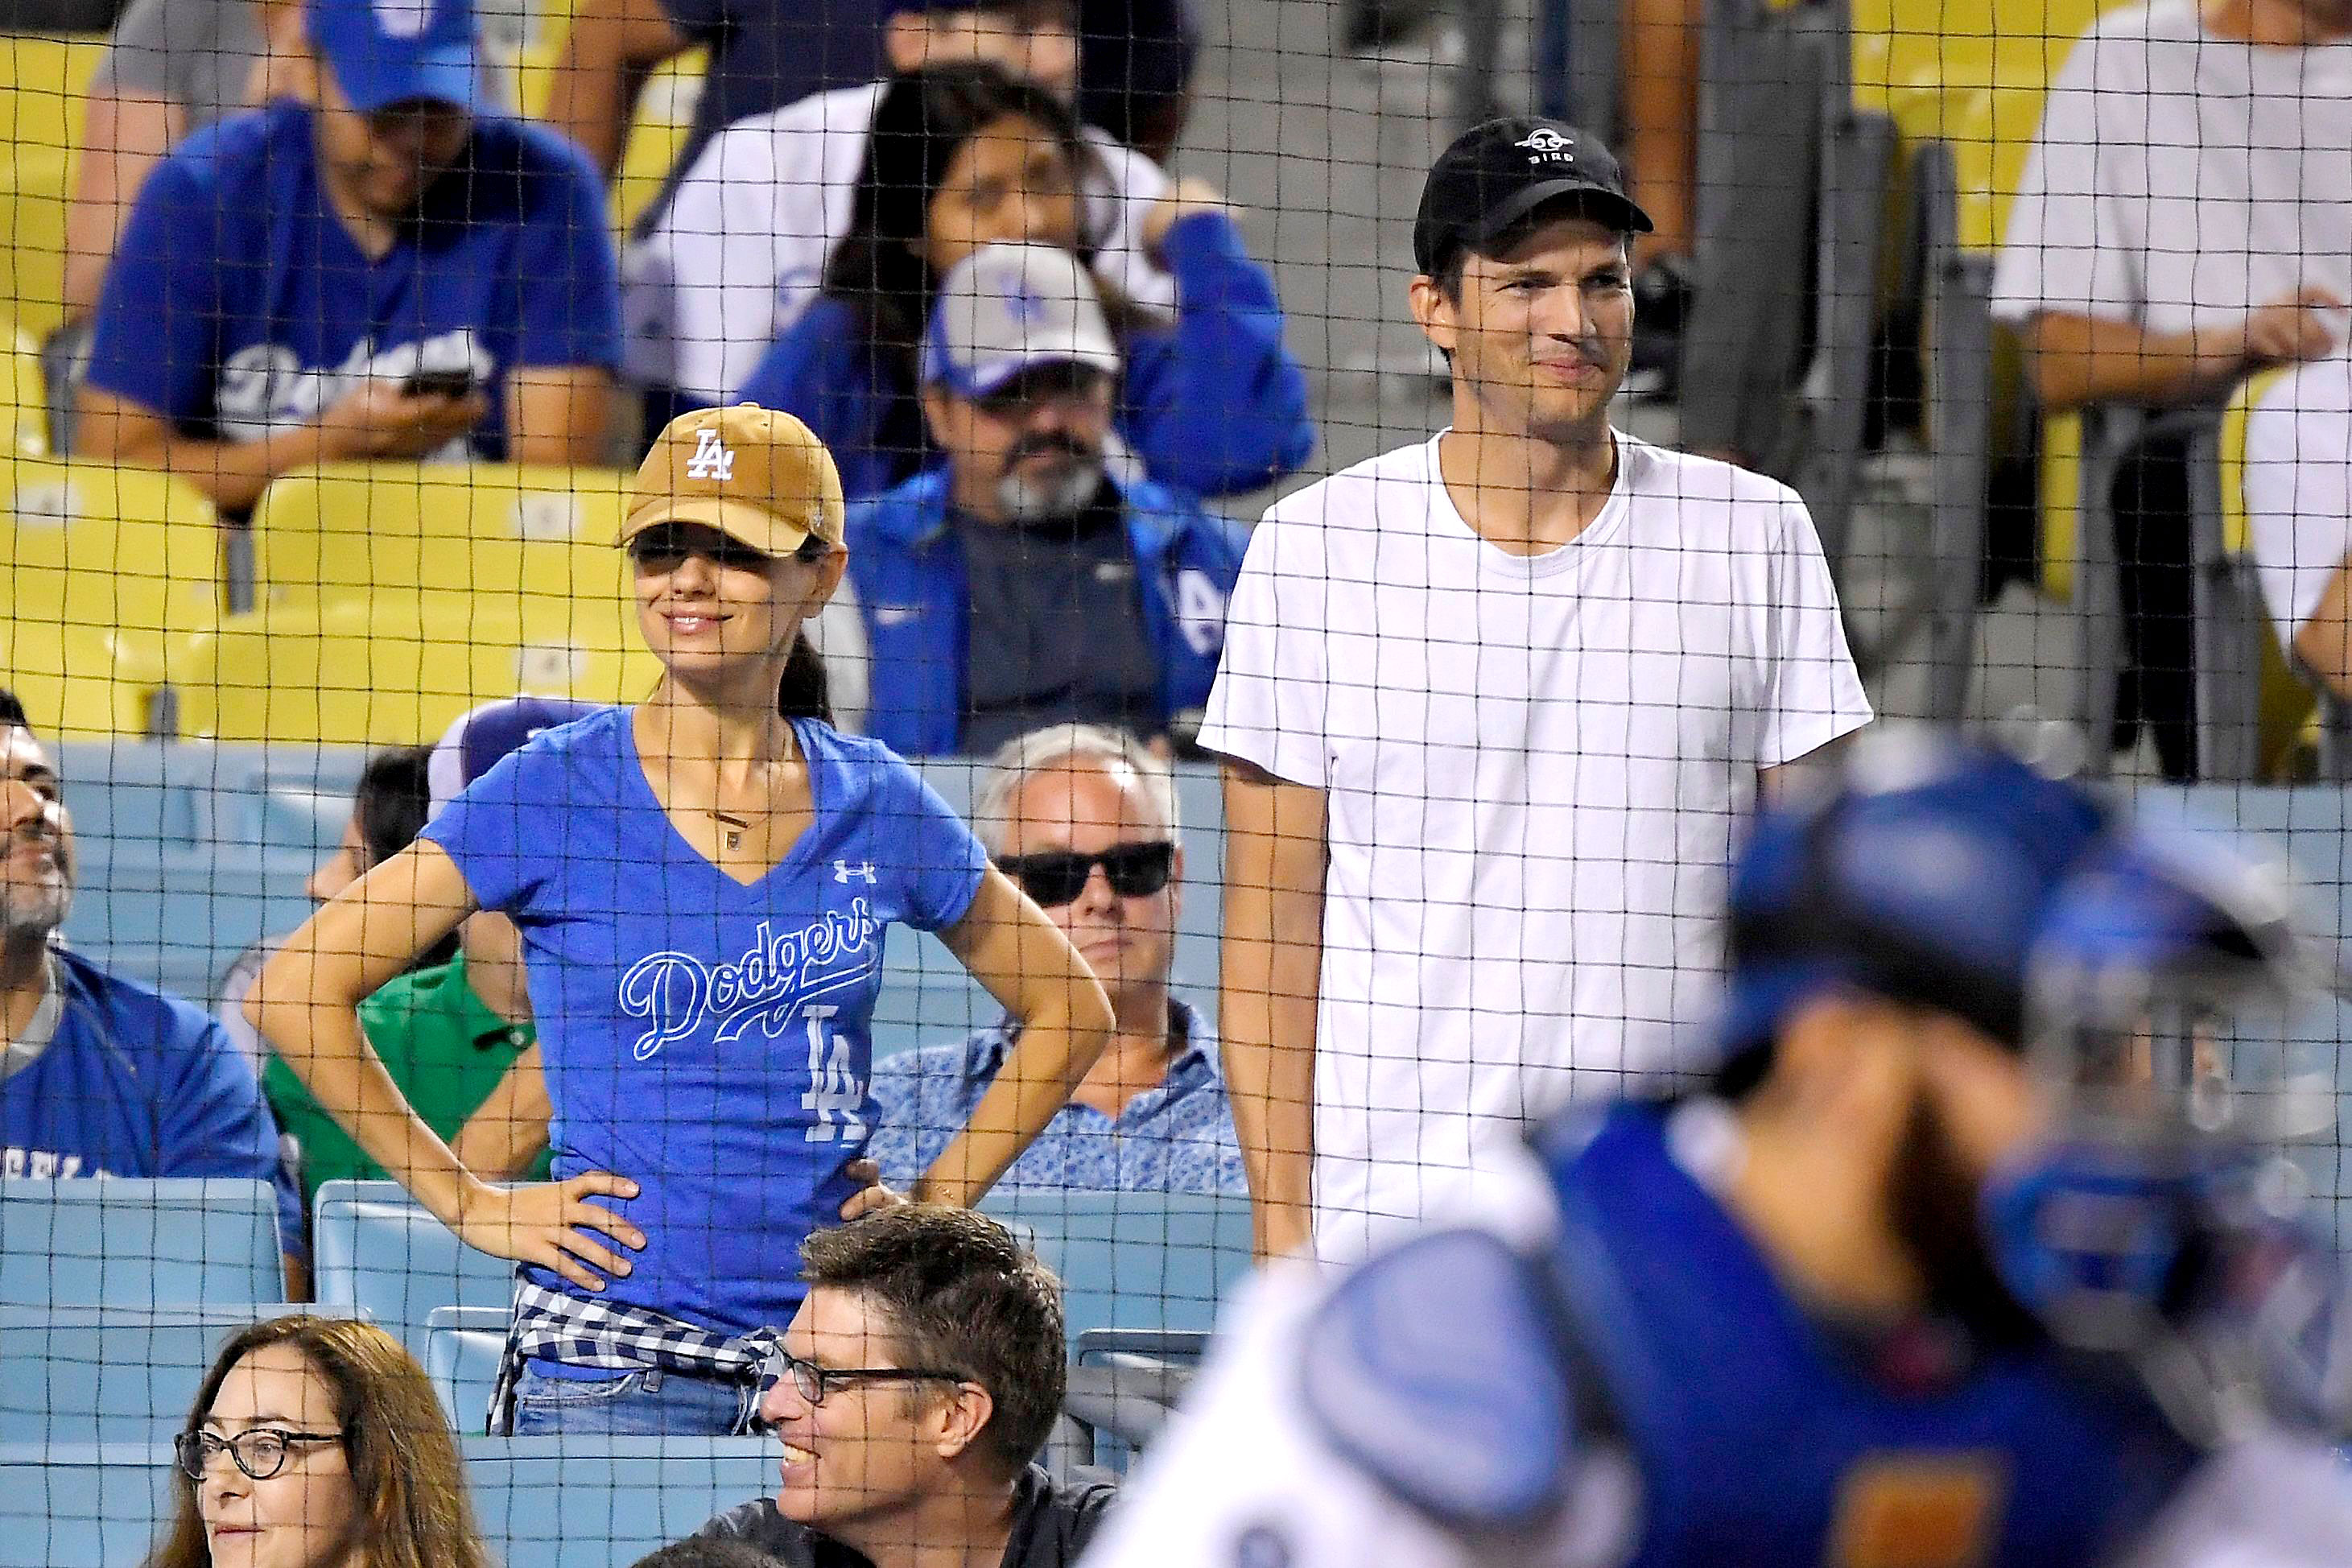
[1413,117,1654,277]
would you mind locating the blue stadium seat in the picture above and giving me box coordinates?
[310,1182,513,1362]
[0,1180,284,1309]
[980,1192,1253,1342]
[425,1305,510,1436]
[0,1437,774,1568]
[0,1306,307,1444]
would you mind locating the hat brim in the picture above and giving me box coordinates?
[1467,179,1656,248]
[620,496,815,558]
[326,42,484,116]
[936,345,1124,399]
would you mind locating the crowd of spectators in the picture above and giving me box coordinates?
[11,0,2352,1558]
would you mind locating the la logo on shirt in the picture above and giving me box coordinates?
[215,327,489,443]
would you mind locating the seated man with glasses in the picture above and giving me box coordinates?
[867,724,1244,1195]
[692,1205,1113,1567]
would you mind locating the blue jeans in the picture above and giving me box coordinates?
[508,1365,759,1436]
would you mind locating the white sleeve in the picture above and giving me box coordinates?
[642,107,836,402]
[2245,352,2352,646]
[1989,34,2145,326]
[1195,510,1332,788]
[2109,1434,2352,1568]
[1086,130,1178,313]
[804,580,870,735]
[1751,493,1873,769]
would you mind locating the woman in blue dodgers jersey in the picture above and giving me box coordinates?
[251,404,1116,1436]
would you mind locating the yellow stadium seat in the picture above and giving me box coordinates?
[5,322,46,455]
[0,35,109,339]
[251,462,636,611]
[160,590,662,745]
[1,454,222,736]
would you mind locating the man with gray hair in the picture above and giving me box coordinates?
[866,723,1243,1193]
[840,242,1248,757]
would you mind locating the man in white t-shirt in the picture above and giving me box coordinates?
[623,0,1172,407]
[1199,118,1871,1264]
[1991,0,2352,719]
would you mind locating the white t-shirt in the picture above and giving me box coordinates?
[2245,352,2352,642]
[1991,0,2352,333]
[623,80,1174,402]
[1197,433,1871,1258]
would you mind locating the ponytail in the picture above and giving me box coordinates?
[777,631,835,726]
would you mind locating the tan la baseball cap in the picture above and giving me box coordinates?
[621,403,847,557]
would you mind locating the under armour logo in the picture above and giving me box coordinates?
[685,427,736,481]
[833,860,877,885]
[1516,126,1574,161]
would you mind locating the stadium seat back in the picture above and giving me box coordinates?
[0,1179,283,1309]
[311,1182,514,1363]
[979,1192,1253,1343]
[162,590,661,745]
[0,1305,309,1444]
[251,463,634,608]
[4,455,222,735]
[0,36,109,337]
[0,1437,774,1568]
[5,321,46,455]
[424,1305,509,1436]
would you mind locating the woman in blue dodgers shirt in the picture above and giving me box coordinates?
[250,405,1116,1436]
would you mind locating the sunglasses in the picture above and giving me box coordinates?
[997,841,1175,906]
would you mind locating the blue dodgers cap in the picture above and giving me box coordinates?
[923,243,1121,398]
[308,0,484,114]
[1717,725,2118,1061]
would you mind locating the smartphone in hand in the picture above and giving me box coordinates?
[401,366,483,399]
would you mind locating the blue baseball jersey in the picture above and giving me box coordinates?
[422,707,988,1335]
[2,947,302,1256]
[85,101,621,457]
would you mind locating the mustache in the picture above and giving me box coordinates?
[1005,430,1101,466]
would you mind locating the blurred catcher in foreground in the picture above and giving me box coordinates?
[1085,728,2352,1568]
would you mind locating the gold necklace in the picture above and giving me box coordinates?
[706,726,795,851]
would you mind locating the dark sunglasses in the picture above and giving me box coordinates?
[628,523,827,572]
[997,841,1175,906]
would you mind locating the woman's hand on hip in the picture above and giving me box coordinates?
[451,1171,646,1292]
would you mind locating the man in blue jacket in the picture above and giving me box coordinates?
[843,242,1248,756]
[0,690,303,1285]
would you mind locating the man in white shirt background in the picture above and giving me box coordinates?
[1992,0,2352,735]
[625,0,1175,412]
[1201,117,1871,1264]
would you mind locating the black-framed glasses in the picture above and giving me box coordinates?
[173,1429,345,1482]
[997,841,1175,907]
[758,1347,968,1409]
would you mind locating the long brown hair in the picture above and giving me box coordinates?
[145,1315,489,1568]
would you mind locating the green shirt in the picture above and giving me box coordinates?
[264,951,549,1209]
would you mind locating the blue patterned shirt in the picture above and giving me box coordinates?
[867,999,1247,1195]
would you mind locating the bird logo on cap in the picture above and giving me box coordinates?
[1516,126,1574,163]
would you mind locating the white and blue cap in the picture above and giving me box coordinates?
[308,0,484,115]
[426,696,603,818]
[922,243,1121,399]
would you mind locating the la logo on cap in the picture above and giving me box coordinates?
[1516,126,1574,162]
[686,427,735,481]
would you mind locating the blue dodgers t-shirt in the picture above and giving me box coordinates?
[85,101,621,456]
[2,948,303,1258]
[422,708,988,1335]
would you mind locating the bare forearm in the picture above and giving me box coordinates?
[2025,312,2243,412]
[451,1046,551,1178]
[914,994,1112,1205]
[76,398,328,511]
[248,961,475,1220]
[547,24,666,178]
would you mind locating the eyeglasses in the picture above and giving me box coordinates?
[626,523,780,574]
[996,842,1175,907]
[173,1428,345,1482]
[757,1347,968,1409]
